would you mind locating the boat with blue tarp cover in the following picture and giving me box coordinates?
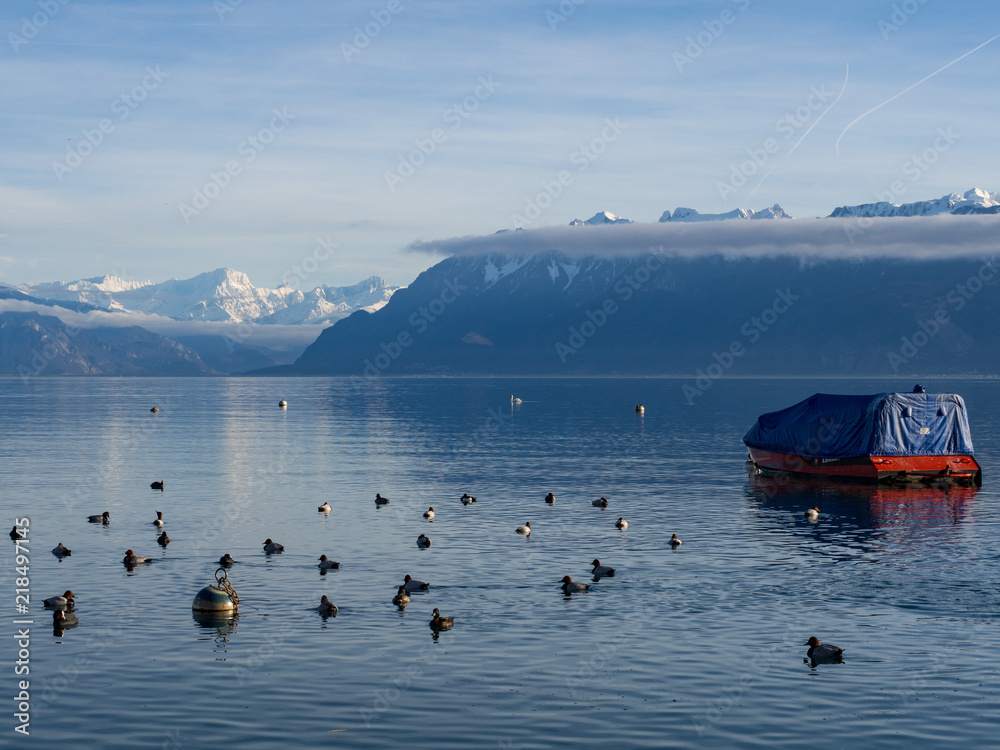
[743,390,982,485]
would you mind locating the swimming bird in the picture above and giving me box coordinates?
[87,511,110,524]
[615,517,628,530]
[318,595,338,614]
[460,493,476,505]
[150,406,159,413]
[279,400,288,408]
[52,542,72,557]
[153,511,164,527]
[511,395,522,404]
[318,501,332,513]
[262,538,284,554]
[635,404,644,413]
[429,608,454,630]
[219,553,235,566]
[423,507,435,520]
[515,522,531,535]
[806,636,844,660]
[122,549,151,565]
[375,493,389,505]
[591,559,615,577]
[417,534,432,548]
[561,575,590,593]
[393,586,411,607]
[592,497,608,508]
[805,507,819,520]
[670,534,682,548]
[44,590,75,608]
[545,492,555,504]
[318,554,340,569]
[150,480,164,490]
[10,525,23,539]
[403,574,429,591]
[157,532,170,546]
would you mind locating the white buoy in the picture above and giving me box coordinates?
[192,569,238,613]
[278,400,287,408]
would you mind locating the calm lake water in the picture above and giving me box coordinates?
[6,376,1000,749]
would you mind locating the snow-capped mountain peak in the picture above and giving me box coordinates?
[659,204,791,222]
[570,211,633,226]
[828,188,1000,218]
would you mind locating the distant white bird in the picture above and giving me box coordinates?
[511,395,522,404]
[52,542,72,557]
[561,576,590,593]
[416,534,432,548]
[515,522,531,536]
[318,554,339,569]
[318,595,337,614]
[423,507,435,520]
[392,586,410,607]
[122,549,151,565]
[318,501,332,513]
[262,538,284,554]
[153,511,164,527]
[615,517,628,530]
[591,559,615,577]
[805,507,819,520]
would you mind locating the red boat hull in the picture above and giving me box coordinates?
[746,448,982,486]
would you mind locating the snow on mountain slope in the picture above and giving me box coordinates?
[659,205,791,222]
[569,211,633,226]
[18,269,399,324]
[828,188,1000,218]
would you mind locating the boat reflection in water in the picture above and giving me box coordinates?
[744,470,979,532]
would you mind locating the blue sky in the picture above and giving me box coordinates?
[1,0,997,289]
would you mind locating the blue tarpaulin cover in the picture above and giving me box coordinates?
[743,393,975,458]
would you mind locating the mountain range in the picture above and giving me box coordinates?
[4,189,1000,377]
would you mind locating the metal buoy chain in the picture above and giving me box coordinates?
[215,567,240,610]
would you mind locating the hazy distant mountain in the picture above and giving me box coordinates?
[0,311,214,376]
[569,211,634,226]
[828,188,1000,218]
[16,268,399,325]
[659,205,792,222]
[262,249,1000,378]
